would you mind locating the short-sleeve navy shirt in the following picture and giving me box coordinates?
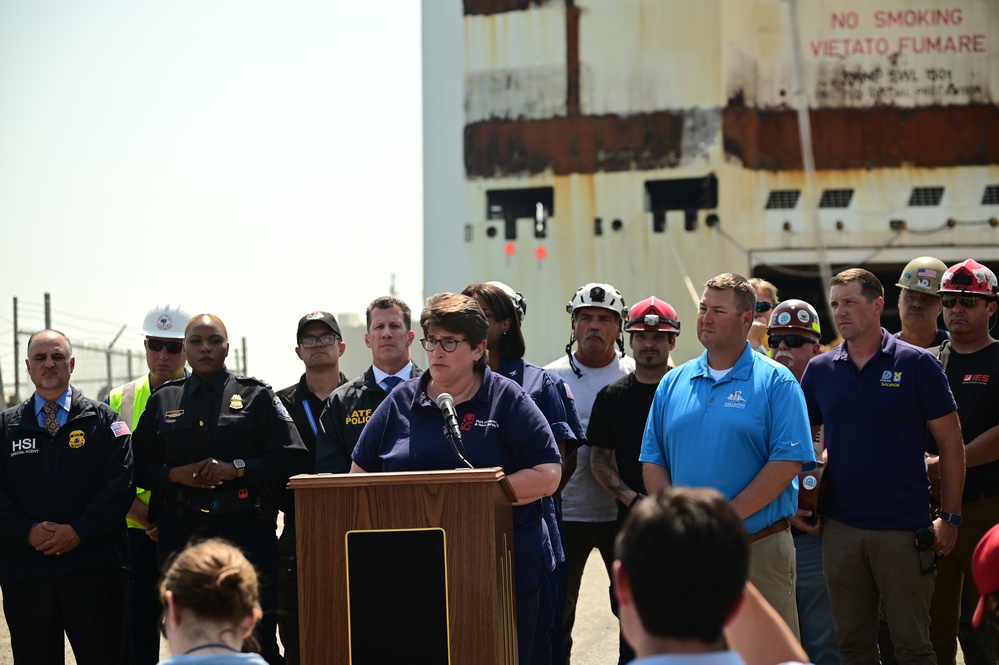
[800,329,957,531]
[353,366,562,591]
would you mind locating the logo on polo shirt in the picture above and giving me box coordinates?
[724,390,747,409]
[460,413,476,431]
[880,370,903,387]
[963,373,990,385]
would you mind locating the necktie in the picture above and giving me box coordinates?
[382,376,403,393]
[42,402,60,436]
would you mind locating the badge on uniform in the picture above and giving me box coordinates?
[165,410,184,419]
[273,396,293,422]
[68,430,86,448]
[230,394,244,410]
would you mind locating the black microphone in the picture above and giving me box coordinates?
[436,393,474,469]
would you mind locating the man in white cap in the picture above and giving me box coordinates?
[545,282,635,665]
[108,304,190,665]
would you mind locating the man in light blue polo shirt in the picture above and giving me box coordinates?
[640,272,814,638]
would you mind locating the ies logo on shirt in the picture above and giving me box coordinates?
[460,413,476,431]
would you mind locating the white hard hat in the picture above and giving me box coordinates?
[486,281,527,320]
[566,283,628,320]
[141,305,190,339]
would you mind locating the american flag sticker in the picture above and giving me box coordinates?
[917,268,938,278]
[110,421,131,437]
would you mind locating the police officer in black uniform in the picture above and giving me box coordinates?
[133,314,308,665]
[0,329,135,665]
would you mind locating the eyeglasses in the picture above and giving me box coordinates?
[755,301,774,314]
[768,334,814,349]
[147,339,183,354]
[941,295,983,309]
[420,337,468,352]
[300,334,339,349]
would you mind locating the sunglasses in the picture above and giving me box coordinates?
[755,301,774,314]
[768,334,814,349]
[147,339,183,354]
[940,295,983,309]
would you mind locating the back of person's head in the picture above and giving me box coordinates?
[160,539,261,634]
[615,487,748,644]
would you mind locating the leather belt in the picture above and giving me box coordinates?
[747,518,790,544]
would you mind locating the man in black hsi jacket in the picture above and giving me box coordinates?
[0,329,134,665]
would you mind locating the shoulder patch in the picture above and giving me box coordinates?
[110,421,131,437]
[273,396,294,422]
[560,381,575,401]
[236,375,272,390]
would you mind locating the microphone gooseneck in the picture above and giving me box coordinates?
[436,392,474,470]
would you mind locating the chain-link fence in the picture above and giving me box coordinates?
[1,296,244,406]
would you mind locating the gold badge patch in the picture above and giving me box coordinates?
[68,430,86,448]
[229,394,244,410]
[165,410,184,419]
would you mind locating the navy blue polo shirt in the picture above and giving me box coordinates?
[800,329,957,531]
[353,366,562,591]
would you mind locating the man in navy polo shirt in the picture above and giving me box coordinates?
[640,273,814,638]
[800,268,965,665]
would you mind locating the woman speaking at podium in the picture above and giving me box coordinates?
[350,292,562,665]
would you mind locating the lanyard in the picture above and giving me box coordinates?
[302,399,319,437]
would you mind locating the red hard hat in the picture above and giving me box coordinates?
[938,259,999,298]
[624,296,680,334]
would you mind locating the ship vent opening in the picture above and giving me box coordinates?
[982,185,999,206]
[764,190,801,210]
[818,189,854,209]
[644,175,718,233]
[908,187,944,207]
[486,187,554,240]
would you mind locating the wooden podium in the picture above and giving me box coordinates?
[289,468,518,665]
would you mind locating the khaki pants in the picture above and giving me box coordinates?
[749,526,800,640]
[823,519,936,665]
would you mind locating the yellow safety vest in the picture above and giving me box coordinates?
[109,375,153,530]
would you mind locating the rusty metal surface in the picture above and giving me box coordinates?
[723,104,999,171]
[464,109,721,177]
[464,0,558,16]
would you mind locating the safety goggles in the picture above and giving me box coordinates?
[755,301,774,314]
[768,334,814,349]
[147,339,183,354]
[940,295,984,309]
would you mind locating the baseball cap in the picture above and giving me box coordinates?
[972,524,999,627]
[296,311,341,341]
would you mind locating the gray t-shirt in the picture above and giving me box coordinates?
[545,353,636,522]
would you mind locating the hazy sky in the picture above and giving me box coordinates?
[0,1,423,394]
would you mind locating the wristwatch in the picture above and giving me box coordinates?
[233,458,246,479]
[939,511,962,527]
